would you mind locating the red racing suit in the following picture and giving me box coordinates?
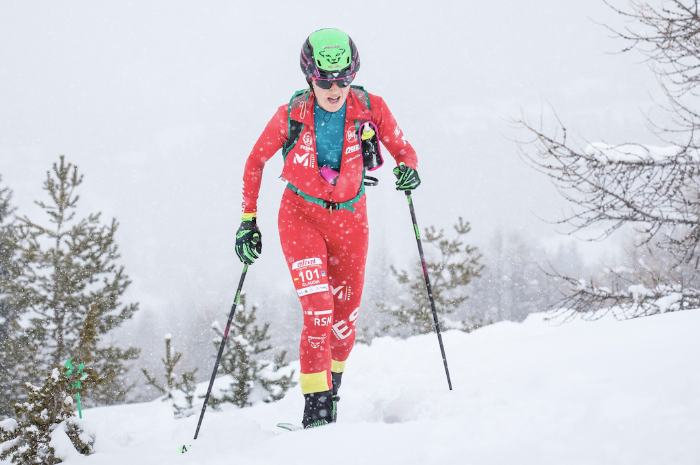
[242,87,417,394]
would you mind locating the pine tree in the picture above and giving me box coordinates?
[0,157,139,407]
[0,176,22,418]
[0,368,95,464]
[382,218,485,336]
[142,334,199,418]
[0,175,17,341]
[0,301,105,464]
[208,292,295,409]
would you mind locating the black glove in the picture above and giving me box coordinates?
[393,162,421,191]
[235,218,262,265]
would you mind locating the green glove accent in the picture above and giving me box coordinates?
[235,218,262,265]
[393,162,421,191]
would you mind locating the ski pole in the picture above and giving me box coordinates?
[193,264,249,440]
[403,191,453,390]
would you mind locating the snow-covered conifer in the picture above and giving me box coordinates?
[0,176,22,418]
[208,292,295,408]
[381,218,484,336]
[0,301,104,463]
[142,334,198,418]
[0,368,94,464]
[0,157,139,407]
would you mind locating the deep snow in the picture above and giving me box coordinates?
[34,310,700,464]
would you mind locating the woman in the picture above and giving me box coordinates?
[236,28,421,428]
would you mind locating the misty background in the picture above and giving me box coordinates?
[0,1,663,400]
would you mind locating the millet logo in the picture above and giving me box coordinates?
[294,152,309,166]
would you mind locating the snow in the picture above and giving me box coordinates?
[50,426,83,462]
[585,143,699,164]
[19,310,700,464]
[0,419,17,433]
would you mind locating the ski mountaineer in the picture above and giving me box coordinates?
[235,28,421,429]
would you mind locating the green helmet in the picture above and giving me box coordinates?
[300,28,360,83]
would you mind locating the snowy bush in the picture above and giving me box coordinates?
[0,368,94,464]
[379,218,485,337]
[142,334,198,418]
[208,292,295,409]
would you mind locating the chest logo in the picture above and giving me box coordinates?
[346,128,357,142]
[302,132,313,146]
[294,152,309,167]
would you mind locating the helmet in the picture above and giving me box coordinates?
[300,28,360,83]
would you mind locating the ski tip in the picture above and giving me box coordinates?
[179,444,192,453]
[277,422,303,432]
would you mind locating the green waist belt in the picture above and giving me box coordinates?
[286,181,365,213]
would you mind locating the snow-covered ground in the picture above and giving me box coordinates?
[47,310,700,464]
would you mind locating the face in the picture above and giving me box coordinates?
[312,80,351,112]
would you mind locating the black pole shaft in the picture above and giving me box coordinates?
[404,191,453,390]
[193,264,249,440]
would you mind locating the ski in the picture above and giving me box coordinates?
[277,422,303,432]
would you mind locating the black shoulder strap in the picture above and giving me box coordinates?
[282,89,311,162]
[283,120,304,161]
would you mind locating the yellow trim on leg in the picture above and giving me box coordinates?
[331,359,346,373]
[241,212,257,220]
[299,371,330,394]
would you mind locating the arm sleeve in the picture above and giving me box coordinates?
[371,95,418,169]
[241,105,289,214]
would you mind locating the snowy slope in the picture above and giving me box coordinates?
[40,310,700,465]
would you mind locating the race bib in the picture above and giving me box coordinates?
[292,257,329,297]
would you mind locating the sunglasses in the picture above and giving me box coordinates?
[313,73,356,90]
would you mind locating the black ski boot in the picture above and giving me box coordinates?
[331,372,342,423]
[302,390,334,429]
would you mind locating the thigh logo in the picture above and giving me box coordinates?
[332,307,359,340]
[330,285,351,301]
[307,335,326,349]
[330,285,344,299]
[312,309,333,326]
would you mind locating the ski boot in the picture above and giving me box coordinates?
[302,390,334,429]
[331,371,342,423]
